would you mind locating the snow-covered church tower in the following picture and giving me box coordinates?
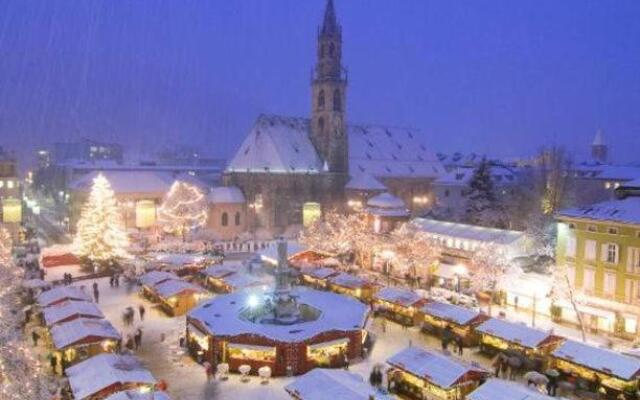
[310,0,349,175]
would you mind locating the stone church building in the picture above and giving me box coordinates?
[224,0,444,233]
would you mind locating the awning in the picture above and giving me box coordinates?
[227,343,276,352]
[307,338,350,350]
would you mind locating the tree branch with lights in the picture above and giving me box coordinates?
[158,180,208,241]
[469,243,511,316]
[73,173,129,268]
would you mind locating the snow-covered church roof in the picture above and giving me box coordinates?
[345,173,386,191]
[70,170,173,195]
[208,186,245,204]
[226,114,444,179]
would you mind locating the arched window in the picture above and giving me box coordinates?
[333,89,341,111]
[318,90,325,110]
[234,212,241,226]
[221,212,228,227]
[318,117,325,133]
[329,42,335,58]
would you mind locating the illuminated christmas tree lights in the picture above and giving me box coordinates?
[158,180,208,239]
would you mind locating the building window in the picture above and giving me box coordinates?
[629,248,640,273]
[604,272,616,298]
[587,225,597,233]
[444,189,450,198]
[583,268,596,294]
[318,90,325,110]
[318,117,325,133]
[6,180,14,189]
[568,223,576,230]
[602,243,619,264]
[333,89,341,112]
[221,212,228,227]
[567,264,576,287]
[605,181,612,189]
[329,42,335,58]
[0,180,3,188]
[302,202,322,227]
[234,212,241,226]
[566,236,577,258]
[608,227,619,235]
[585,240,597,261]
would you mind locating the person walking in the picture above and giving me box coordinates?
[49,353,58,374]
[93,286,100,303]
[138,304,145,321]
[31,330,40,346]
[456,337,464,356]
[134,328,142,350]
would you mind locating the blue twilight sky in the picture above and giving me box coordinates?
[0,0,639,165]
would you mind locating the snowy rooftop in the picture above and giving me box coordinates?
[387,347,488,388]
[345,173,387,191]
[22,278,51,289]
[574,164,640,181]
[375,287,423,308]
[558,197,640,225]
[552,340,640,380]
[301,267,339,280]
[201,264,238,279]
[139,271,177,287]
[435,166,516,187]
[37,286,91,307]
[50,318,120,349]
[153,279,205,299]
[208,186,245,204]
[329,272,371,289]
[412,218,525,246]
[152,253,205,266]
[189,287,368,343]
[104,391,171,400]
[259,241,309,263]
[467,379,554,400]
[226,114,445,179]
[285,369,393,400]
[43,300,104,326]
[476,318,555,349]
[69,170,173,194]
[220,273,262,290]
[421,301,482,326]
[67,354,156,400]
[367,192,406,209]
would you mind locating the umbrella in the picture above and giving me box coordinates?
[524,371,549,385]
[545,369,560,378]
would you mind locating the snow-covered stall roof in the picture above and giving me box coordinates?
[387,347,487,388]
[345,173,387,191]
[208,186,245,204]
[139,271,177,287]
[152,253,205,266]
[552,340,640,380]
[301,267,339,280]
[226,114,445,179]
[329,273,371,289]
[285,368,393,400]
[43,300,104,326]
[50,318,120,350]
[37,286,91,307]
[467,378,554,400]
[220,273,262,291]
[22,279,51,290]
[259,241,309,264]
[189,287,368,343]
[201,264,238,279]
[476,318,556,349]
[67,354,156,400]
[558,198,640,225]
[412,218,525,246]
[105,391,171,400]
[69,170,173,194]
[153,279,205,299]
[375,287,423,308]
[421,301,482,326]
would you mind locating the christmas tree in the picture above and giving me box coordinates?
[73,173,129,265]
[0,225,12,264]
[158,180,208,240]
[463,158,506,228]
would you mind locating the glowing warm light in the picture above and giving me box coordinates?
[247,294,259,308]
[158,180,208,237]
[2,198,22,223]
[135,200,157,228]
[302,202,322,227]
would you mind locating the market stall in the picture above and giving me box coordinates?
[373,287,427,326]
[200,264,237,291]
[419,301,489,346]
[139,271,178,301]
[327,272,377,302]
[49,318,121,370]
[550,340,640,396]
[43,300,104,327]
[147,252,207,276]
[37,286,92,308]
[386,346,489,400]
[66,354,156,400]
[152,279,208,316]
[213,272,262,293]
[467,378,554,400]
[285,368,393,400]
[476,318,563,361]
[104,390,171,400]
[300,267,339,289]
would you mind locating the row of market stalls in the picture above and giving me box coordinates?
[199,263,265,293]
[35,286,121,371]
[299,267,378,302]
[139,271,208,316]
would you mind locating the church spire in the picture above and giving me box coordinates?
[321,0,339,35]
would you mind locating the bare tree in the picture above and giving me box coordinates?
[550,263,587,342]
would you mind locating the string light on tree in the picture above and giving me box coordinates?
[158,180,208,240]
[73,173,129,266]
[0,225,12,264]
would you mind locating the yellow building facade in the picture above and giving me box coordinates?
[557,185,640,338]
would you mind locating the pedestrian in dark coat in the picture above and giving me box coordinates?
[139,304,145,321]
[31,330,40,346]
